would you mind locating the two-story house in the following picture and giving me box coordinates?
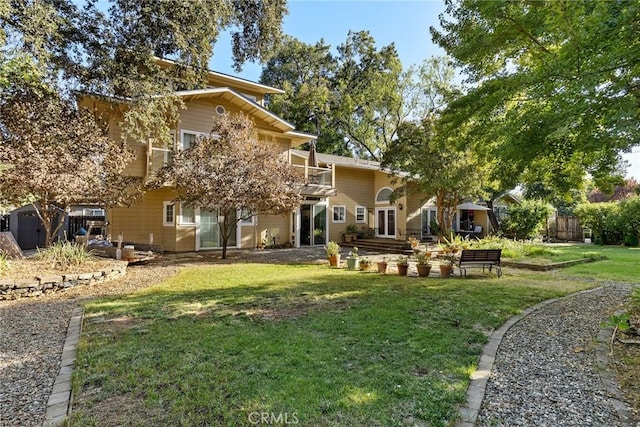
[80,60,495,252]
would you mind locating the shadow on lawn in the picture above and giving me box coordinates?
[73,263,579,426]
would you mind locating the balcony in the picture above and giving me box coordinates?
[292,164,337,197]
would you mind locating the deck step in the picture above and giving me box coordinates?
[340,238,416,255]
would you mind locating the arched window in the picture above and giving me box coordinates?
[376,187,393,204]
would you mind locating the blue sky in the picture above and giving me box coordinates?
[210,0,639,180]
[210,0,447,81]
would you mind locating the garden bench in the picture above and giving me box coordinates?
[456,249,502,278]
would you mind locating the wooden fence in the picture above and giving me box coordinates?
[546,214,586,241]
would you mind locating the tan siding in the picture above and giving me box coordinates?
[240,224,258,249]
[256,214,291,247]
[328,168,376,242]
[107,188,177,252]
[175,225,196,252]
[406,192,430,233]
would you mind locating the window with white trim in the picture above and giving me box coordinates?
[180,130,210,150]
[150,131,174,175]
[376,187,393,204]
[332,205,346,223]
[355,206,367,223]
[240,207,255,225]
[163,202,175,226]
[179,204,195,225]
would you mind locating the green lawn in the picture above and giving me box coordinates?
[69,246,639,426]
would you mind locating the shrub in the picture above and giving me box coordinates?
[470,236,553,259]
[575,202,624,245]
[35,241,95,270]
[325,241,341,256]
[500,199,552,240]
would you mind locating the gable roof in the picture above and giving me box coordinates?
[155,57,284,95]
[175,88,315,146]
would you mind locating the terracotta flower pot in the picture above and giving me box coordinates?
[417,264,432,277]
[397,264,409,276]
[359,262,370,271]
[377,261,388,274]
[439,264,453,278]
[328,254,341,267]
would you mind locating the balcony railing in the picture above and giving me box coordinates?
[292,164,336,196]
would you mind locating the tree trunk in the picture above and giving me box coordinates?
[486,199,500,232]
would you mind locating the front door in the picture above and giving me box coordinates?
[375,208,396,238]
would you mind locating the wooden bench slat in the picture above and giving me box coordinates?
[457,249,502,278]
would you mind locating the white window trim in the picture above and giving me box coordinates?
[150,131,175,169]
[239,207,255,226]
[332,205,346,223]
[376,187,394,205]
[355,206,367,223]
[163,201,175,227]
[180,129,210,150]
[179,204,196,225]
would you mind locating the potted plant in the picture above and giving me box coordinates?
[359,256,371,271]
[345,224,359,241]
[257,238,266,250]
[377,256,388,274]
[415,251,432,277]
[325,241,341,267]
[439,253,455,278]
[346,247,360,270]
[396,255,409,276]
[408,236,420,250]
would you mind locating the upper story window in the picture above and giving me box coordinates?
[180,130,209,150]
[150,132,175,176]
[376,188,393,204]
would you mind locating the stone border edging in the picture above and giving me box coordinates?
[456,286,627,427]
[595,314,636,426]
[0,261,127,300]
[42,306,83,427]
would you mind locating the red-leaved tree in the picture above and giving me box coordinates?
[0,84,143,246]
[155,113,303,259]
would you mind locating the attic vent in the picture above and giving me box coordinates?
[215,105,226,116]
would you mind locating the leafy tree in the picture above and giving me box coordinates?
[261,31,407,159]
[260,36,346,155]
[588,179,640,203]
[500,199,552,240]
[332,31,405,160]
[2,0,288,146]
[154,113,303,259]
[431,0,640,193]
[575,202,623,245]
[384,119,485,237]
[0,57,141,246]
[383,57,485,237]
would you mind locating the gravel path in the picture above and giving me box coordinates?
[478,283,636,426]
